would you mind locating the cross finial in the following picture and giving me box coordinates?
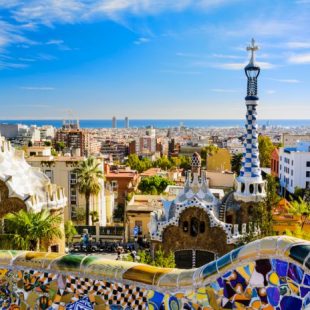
[246,38,259,65]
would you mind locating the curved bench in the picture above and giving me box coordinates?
[0,236,309,309]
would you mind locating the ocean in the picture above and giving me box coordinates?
[0,119,309,129]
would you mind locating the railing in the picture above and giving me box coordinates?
[74,225,124,236]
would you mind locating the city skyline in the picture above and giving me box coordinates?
[0,0,310,119]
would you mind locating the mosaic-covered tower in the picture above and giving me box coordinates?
[234,39,266,202]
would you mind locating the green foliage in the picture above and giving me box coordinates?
[153,156,173,170]
[75,207,86,225]
[90,211,99,224]
[44,141,52,146]
[179,155,192,170]
[124,248,176,268]
[127,154,192,172]
[239,175,279,244]
[201,144,219,167]
[258,135,275,168]
[285,227,310,241]
[126,154,152,173]
[51,148,58,156]
[55,141,66,152]
[288,197,310,228]
[5,209,62,251]
[231,153,243,175]
[138,176,175,195]
[64,220,77,244]
[74,157,104,225]
[152,247,176,268]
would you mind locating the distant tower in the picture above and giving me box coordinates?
[125,116,129,128]
[112,116,117,129]
[191,152,201,175]
[234,39,266,202]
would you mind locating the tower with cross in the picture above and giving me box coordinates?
[234,39,266,203]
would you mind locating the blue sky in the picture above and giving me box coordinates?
[0,0,310,119]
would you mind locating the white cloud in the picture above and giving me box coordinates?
[268,78,300,83]
[286,41,310,49]
[46,39,64,45]
[20,86,55,90]
[9,0,239,26]
[210,61,275,70]
[0,61,28,69]
[134,37,150,45]
[266,90,276,94]
[288,53,310,64]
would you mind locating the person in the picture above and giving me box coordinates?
[116,247,122,260]
[131,249,137,262]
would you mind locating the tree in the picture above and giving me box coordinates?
[125,248,176,268]
[240,175,279,244]
[90,211,99,224]
[126,154,152,173]
[201,145,219,168]
[231,153,243,175]
[55,141,66,153]
[74,157,104,225]
[44,141,52,146]
[138,176,175,195]
[154,156,172,170]
[288,197,310,229]
[258,135,275,168]
[179,155,191,170]
[113,204,124,221]
[5,209,62,251]
[64,220,77,245]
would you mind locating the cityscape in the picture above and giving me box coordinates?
[1,1,310,309]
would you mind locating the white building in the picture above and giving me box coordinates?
[279,141,310,194]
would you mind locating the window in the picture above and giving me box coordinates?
[291,180,293,187]
[307,171,310,178]
[190,218,199,237]
[249,184,254,194]
[291,170,293,176]
[307,162,310,167]
[306,182,310,189]
[44,170,53,182]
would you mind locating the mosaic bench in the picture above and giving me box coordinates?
[0,236,309,309]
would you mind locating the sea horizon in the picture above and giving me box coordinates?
[0,119,310,129]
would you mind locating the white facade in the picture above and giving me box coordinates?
[279,141,310,194]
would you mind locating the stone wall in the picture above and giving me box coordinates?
[157,207,234,258]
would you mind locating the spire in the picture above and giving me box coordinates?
[245,38,260,101]
[234,39,266,203]
[246,38,259,66]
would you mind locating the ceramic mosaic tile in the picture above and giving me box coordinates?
[0,236,309,309]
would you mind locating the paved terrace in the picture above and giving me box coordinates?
[0,236,309,309]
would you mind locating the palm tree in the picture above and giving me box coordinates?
[5,209,62,251]
[74,157,104,225]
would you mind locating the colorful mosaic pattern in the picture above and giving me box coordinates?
[0,236,309,309]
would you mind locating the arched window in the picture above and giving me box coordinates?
[249,184,254,194]
[190,218,199,237]
[183,221,188,232]
[241,183,245,193]
[258,184,262,193]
